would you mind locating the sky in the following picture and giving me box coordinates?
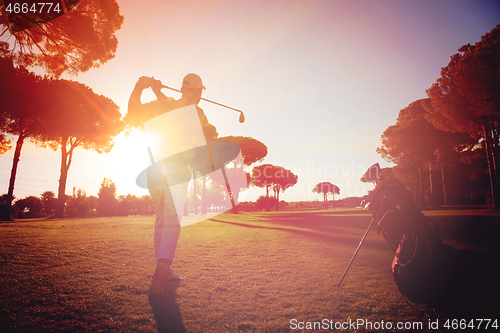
[1,0,499,203]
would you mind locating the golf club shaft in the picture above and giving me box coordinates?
[337,217,375,288]
[161,85,243,114]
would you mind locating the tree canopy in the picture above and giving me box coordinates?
[251,164,277,197]
[251,164,298,210]
[213,136,267,213]
[0,0,124,76]
[377,99,477,207]
[426,24,500,137]
[426,24,500,209]
[378,100,441,166]
[377,99,450,206]
[215,136,268,167]
[313,182,340,209]
[0,55,41,152]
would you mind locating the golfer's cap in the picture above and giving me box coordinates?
[182,73,205,90]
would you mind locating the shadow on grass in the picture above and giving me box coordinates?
[211,211,500,318]
[208,216,387,251]
[254,211,372,230]
[148,282,185,333]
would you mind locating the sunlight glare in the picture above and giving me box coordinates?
[101,128,157,195]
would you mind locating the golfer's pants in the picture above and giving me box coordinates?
[147,163,189,265]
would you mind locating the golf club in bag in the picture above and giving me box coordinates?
[338,163,458,309]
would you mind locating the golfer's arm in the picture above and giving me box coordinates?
[127,86,145,127]
[152,86,168,100]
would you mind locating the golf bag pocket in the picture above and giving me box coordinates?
[391,232,456,306]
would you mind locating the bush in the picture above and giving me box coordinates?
[65,188,96,218]
[13,196,44,218]
[0,194,12,220]
[278,200,288,210]
[97,178,118,216]
[41,191,57,216]
[256,196,278,211]
[236,201,258,212]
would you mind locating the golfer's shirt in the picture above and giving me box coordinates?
[131,97,217,142]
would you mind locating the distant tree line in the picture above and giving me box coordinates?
[3,178,154,219]
[232,196,363,213]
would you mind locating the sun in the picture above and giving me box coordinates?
[101,128,156,194]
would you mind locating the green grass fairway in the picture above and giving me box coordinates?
[1,209,499,332]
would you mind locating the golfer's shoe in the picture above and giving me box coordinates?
[148,263,184,296]
[148,263,170,296]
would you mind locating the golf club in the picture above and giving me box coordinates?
[337,217,376,287]
[161,84,245,123]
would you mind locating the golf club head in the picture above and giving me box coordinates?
[239,112,245,123]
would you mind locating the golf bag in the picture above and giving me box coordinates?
[366,170,457,306]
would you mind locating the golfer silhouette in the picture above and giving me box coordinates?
[126,74,245,296]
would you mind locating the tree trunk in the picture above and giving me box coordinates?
[229,175,240,214]
[441,168,448,206]
[202,175,206,214]
[414,177,418,205]
[275,188,280,211]
[483,122,499,210]
[418,165,425,208]
[491,120,499,208]
[323,193,328,209]
[2,133,26,221]
[193,178,197,215]
[183,200,189,216]
[55,136,75,218]
[493,120,499,179]
[429,162,436,207]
